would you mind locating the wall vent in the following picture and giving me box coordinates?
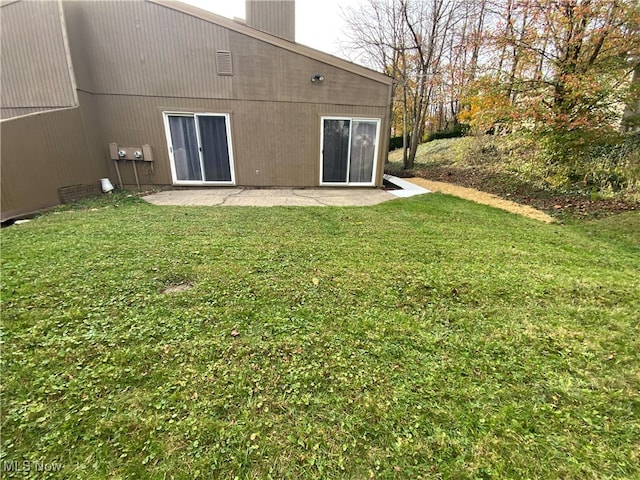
[216,50,233,75]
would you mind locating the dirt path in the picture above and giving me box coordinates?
[406,177,556,223]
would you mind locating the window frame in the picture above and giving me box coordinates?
[319,116,381,187]
[162,112,236,186]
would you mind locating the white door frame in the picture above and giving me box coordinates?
[319,116,381,187]
[163,112,236,186]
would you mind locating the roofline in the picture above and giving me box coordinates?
[149,0,393,86]
[0,1,22,8]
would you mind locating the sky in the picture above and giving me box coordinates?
[180,0,361,57]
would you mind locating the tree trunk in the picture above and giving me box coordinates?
[402,79,409,165]
[406,74,429,169]
[622,63,640,131]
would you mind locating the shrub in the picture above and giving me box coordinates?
[533,128,640,194]
[424,124,469,143]
[388,135,411,152]
[383,162,414,178]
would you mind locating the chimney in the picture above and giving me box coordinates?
[246,0,295,42]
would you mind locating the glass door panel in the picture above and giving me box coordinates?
[168,115,201,181]
[348,120,377,183]
[321,117,379,185]
[166,113,234,184]
[322,119,350,183]
[197,115,232,182]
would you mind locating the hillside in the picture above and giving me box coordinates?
[386,136,640,220]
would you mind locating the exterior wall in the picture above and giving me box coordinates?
[86,95,389,188]
[63,1,388,106]
[63,1,233,98]
[0,108,109,221]
[1,0,391,217]
[246,0,295,42]
[60,0,392,189]
[229,30,389,106]
[0,0,76,119]
[0,0,107,221]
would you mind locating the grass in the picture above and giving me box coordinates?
[1,192,639,479]
[387,137,472,167]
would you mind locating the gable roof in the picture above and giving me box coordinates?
[150,0,393,86]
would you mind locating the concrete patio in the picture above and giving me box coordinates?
[143,179,430,207]
[143,188,394,207]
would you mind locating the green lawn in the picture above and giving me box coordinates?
[1,193,638,479]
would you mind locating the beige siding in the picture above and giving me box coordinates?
[58,0,391,189]
[62,1,233,98]
[230,31,389,106]
[89,95,388,188]
[76,91,110,183]
[62,1,387,107]
[60,2,95,92]
[151,0,391,85]
[0,1,76,118]
[0,108,109,221]
[1,107,54,118]
[246,0,295,42]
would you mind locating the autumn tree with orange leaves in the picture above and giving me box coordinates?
[469,0,640,133]
[343,0,640,170]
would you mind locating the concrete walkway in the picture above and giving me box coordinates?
[143,187,402,207]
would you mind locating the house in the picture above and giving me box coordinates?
[0,0,393,221]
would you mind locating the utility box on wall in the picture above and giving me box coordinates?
[108,143,154,189]
[108,143,153,161]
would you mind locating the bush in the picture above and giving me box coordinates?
[533,128,640,194]
[388,135,411,152]
[384,162,414,177]
[424,124,469,143]
[582,132,640,192]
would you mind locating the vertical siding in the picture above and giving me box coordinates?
[246,0,295,42]
[77,91,110,185]
[62,1,388,106]
[1,107,56,118]
[90,94,176,188]
[0,1,76,118]
[230,31,389,106]
[0,107,109,221]
[62,1,232,99]
[60,2,95,92]
[56,0,390,189]
[84,94,388,188]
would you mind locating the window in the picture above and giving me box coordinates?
[163,113,235,185]
[320,117,380,185]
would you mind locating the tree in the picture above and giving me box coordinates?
[343,0,640,172]
[400,0,461,168]
[343,0,463,169]
[480,0,640,132]
[342,0,411,164]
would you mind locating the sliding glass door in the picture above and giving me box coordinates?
[164,113,235,185]
[321,117,380,185]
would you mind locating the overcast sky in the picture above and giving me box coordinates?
[180,0,361,57]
